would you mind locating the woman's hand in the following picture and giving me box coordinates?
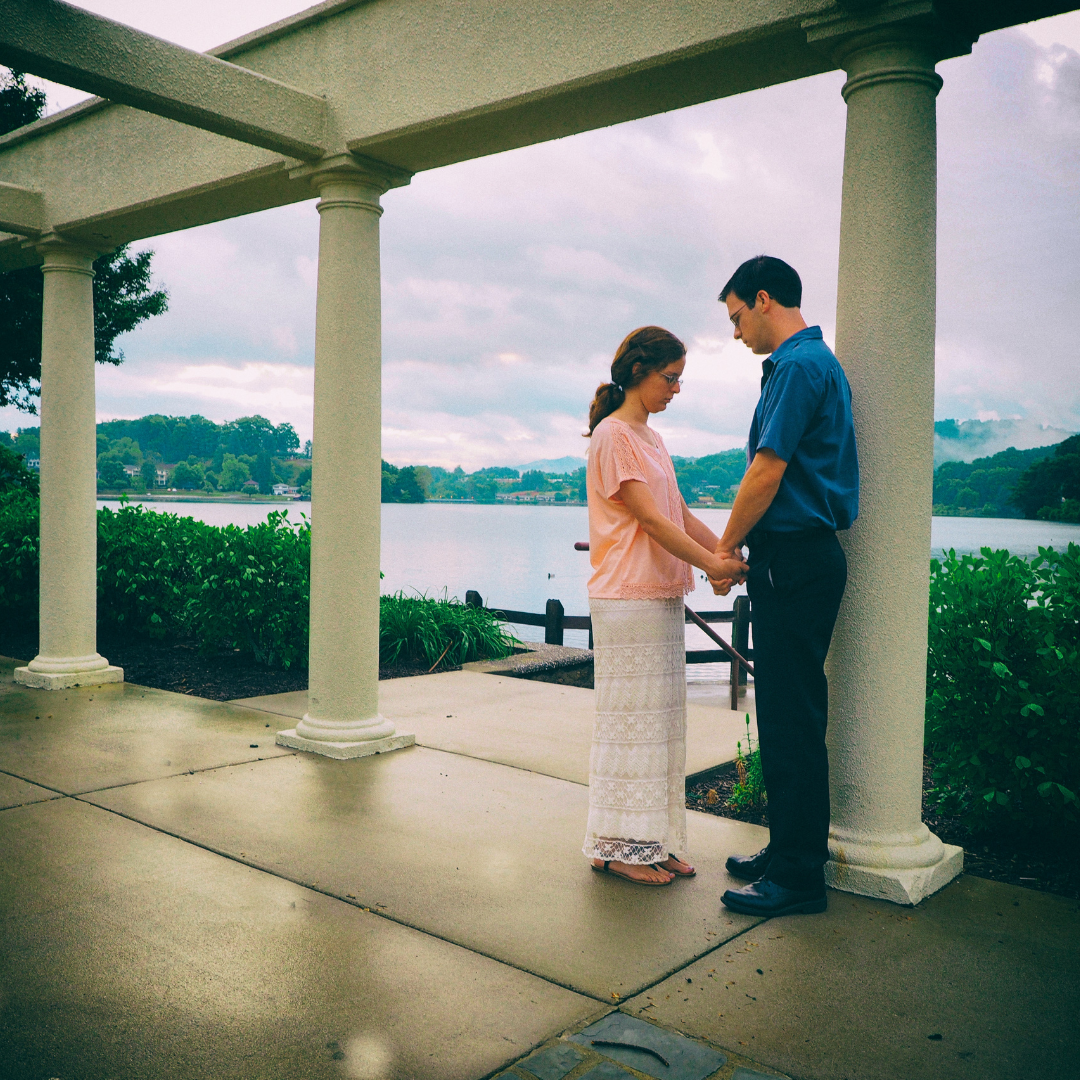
[705,552,748,583]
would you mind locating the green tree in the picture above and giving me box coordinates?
[0,69,169,413]
[572,465,587,502]
[219,454,251,492]
[139,459,158,489]
[517,469,547,492]
[97,456,128,489]
[1013,435,1080,520]
[0,442,39,494]
[169,461,204,490]
[254,449,274,495]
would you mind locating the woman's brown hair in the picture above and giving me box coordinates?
[586,325,686,435]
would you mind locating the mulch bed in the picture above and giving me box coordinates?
[688,758,1080,901]
[0,631,459,702]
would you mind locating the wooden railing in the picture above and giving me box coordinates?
[465,587,753,710]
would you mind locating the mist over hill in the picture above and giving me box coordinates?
[934,419,1074,466]
[516,456,587,475]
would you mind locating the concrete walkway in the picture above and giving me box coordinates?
[1,658,1077,1080]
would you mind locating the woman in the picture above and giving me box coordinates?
[584,326,747,886]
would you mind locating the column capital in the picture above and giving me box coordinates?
[803,0,977,70]
[23,231,101,274]
[289,152,413,196]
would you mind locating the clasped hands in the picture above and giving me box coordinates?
[706,544,748,597]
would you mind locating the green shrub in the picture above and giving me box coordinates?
[0,489,39,624]
[0,494,515,674]
[186,510,310,669]
[97,501,203,638]
[926,545,1080,835]
[379,591,518,669]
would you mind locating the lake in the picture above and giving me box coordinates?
[99,499,1080,668]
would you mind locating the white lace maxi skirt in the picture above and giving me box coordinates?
[582,596,688,865]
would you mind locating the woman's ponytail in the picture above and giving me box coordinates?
[588,382,626,434]
[586,326,685,434]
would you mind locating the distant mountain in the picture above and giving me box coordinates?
[517,455,586,474]
[934,419,1074,466]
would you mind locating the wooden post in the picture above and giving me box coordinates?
[545,599,564,645]
[733,595,750,687]
[465,590,483,609]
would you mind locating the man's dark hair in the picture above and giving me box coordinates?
[719,255,802,309]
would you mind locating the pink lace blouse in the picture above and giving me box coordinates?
[586,416,695,599]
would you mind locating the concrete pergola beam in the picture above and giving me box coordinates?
[0,0,329,161]
[0,180,42,236]
[0,0,1075,269]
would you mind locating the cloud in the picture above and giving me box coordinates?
[10,5,1080,461]
[95,360,314,434]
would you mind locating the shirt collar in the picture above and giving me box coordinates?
[769,325,822,365]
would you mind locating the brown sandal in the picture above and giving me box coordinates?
[591,860,673,886]
[657,854,696,877]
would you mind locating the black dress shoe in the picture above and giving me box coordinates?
[721,878,827,916]
[725,846,771,881]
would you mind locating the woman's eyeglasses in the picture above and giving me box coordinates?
[659,372,683,388]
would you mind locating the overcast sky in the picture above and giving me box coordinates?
[5,4,1080,468]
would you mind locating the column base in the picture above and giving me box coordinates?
[14,664,124,689]
[826,843,964,905]
[276,729,416,760]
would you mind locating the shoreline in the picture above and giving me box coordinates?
[97,494,305,506]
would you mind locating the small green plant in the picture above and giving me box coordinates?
[926,544,1079,835]
[727,713,767,812]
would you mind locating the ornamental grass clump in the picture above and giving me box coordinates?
[926,544,1079,836]
[379,591,518,670]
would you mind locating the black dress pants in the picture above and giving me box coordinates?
[746,529,847,891]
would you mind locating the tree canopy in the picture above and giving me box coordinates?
[1012,434,1080,523]
[0,68,169,412]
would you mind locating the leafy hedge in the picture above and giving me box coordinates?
[0,495,515,671]
[926,544,1080,835]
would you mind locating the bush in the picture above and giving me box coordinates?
[379,591,517,669]
[97,501,202,638]
[186,510,310,669]
[0,489,38,625]
[0,494,515,674]
[926,545,1080,835]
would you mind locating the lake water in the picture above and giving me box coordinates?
[100,499,1080,669]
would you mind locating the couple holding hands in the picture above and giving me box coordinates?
[583,255,859,918]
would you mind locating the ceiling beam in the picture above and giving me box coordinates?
[0,180,43,236]
[0,0,329,160]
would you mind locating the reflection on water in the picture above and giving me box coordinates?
[100,500,1080,665]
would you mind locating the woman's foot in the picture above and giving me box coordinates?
[592,858,674,885]
[655,854,695,877]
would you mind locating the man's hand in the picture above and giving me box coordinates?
[707,550,748,595]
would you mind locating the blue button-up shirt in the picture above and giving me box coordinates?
[748,326,859,532]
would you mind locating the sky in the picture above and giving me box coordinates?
[4,3,1080,469]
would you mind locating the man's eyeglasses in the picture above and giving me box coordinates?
[659,372,683,388]
[729,303,748,329]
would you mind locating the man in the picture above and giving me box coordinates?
[712,255,858,917]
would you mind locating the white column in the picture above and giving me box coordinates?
[277,154,414,759]
[15,237,122,690]
[824,38,962,904]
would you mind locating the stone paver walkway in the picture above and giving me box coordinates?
[1,658,1077,1080]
